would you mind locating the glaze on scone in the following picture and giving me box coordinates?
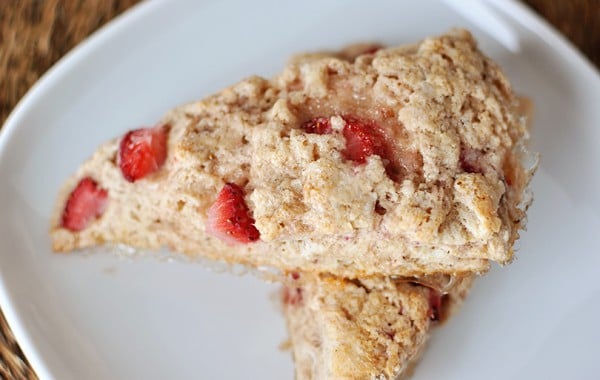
[281,273,474,380]
[50,30,533,277]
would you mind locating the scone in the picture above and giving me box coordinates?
[50,30,534,277]
[282,273,474,380]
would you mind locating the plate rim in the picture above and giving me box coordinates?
[0,2,166,379]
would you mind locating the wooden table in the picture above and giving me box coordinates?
[0,1,598,378]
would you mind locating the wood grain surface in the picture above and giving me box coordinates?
[0,1,598,379]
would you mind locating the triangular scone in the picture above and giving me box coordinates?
[51,30,533,277]
[281,273,474,380]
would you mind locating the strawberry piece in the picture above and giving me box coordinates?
[343,116,404,181]
[61,177,108,232]
[342,117,389,164]
[301,117,332,134]
[301,115,403,180]
[428,289,443,321]
[206,183,260,244]
[119,125,168,182]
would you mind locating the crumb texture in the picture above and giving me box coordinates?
[50,30,533,277]
[282,274,474,380]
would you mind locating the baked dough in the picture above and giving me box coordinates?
[51,29,533,278]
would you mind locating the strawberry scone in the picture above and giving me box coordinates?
[51,30,534,278]
[281,273,474,380]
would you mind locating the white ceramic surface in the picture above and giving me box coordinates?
[0,0,598,379]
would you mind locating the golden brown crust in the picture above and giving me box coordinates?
[50,29,533,278]
[281,273,474,380]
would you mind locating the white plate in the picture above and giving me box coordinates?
[1,0,599,379]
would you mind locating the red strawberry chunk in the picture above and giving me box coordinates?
[343,118,383,164]
[342,117,386,164]
[61,177,108,232]
[300,115,402,180]
[119,125,168,182]
[342,116,402,178]
[206,183,260,245]
[428,289,443,321]
[301,117,332,134]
